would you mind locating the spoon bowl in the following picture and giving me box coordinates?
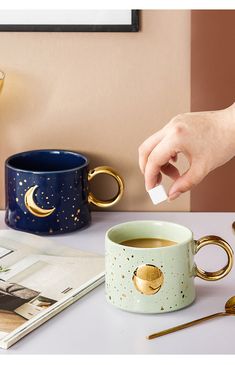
[225,296,235,314]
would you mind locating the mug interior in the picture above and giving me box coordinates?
[107,220,193,248]
[6,150,88,173]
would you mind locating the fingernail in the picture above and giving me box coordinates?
[168,192,181,201]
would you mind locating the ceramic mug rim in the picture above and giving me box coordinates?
[106,220,193,250]
[5,149,89,175]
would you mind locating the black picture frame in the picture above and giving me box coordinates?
[0,10,139,32]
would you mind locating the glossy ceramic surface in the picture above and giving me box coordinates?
[105,220,233,313]
[5,150,91,235]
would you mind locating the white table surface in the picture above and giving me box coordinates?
[0,211,235,354]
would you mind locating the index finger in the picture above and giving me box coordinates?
[144,138,177,190]
[138,129,165,174]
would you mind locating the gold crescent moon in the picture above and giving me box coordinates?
[24,185,55,218]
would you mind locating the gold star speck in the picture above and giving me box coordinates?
[19,181,23,186]
[16,198,19,202]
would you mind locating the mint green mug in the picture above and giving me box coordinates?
[105,221,233,313]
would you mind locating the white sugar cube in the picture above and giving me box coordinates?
[148,185,168,205]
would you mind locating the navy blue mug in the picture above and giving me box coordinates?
[5,150,124,235]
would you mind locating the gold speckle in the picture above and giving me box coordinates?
[60,228,63,231]
[65,217,68,220]
[77,208,80,214]
[49,228,53,233]
[46,197,48,200]
[71,214,74,217]
[74,217,78,221]
[19,181,23,186]
[16,198,19,202]
[16,173,19,176]
[24,179,27,183]
[41,192,44,195]
[47,178,50,180]
[57,219,60,222]
[16,216,20,220]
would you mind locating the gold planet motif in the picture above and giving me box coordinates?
[132,264,164,295]
[24,185,55,218]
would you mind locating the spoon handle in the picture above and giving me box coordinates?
[147,312,229,340]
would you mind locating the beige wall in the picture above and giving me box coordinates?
[0,10,191,211]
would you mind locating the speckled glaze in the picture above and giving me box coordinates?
[105,220,196,313]
[5,150,90,235]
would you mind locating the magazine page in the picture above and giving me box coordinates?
[0,230,104,349]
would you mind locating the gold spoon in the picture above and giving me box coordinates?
[147,296,235,340]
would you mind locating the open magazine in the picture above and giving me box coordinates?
[0,229,104,349]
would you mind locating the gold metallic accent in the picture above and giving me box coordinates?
[88,166,124,208]
[132,264,164,295]
[147,296,235,340]
[0,70,5,94]
[232,221,235,232]
[24,185,55,218]
[194,235,233,281]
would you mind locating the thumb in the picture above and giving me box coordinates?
[168,163,205,199]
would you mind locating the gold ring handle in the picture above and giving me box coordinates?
[195,235,233,281]
[88,166,124,208]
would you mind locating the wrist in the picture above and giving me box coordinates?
[223,102,235,149]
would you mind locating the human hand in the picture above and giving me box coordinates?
[138,103,235,200]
